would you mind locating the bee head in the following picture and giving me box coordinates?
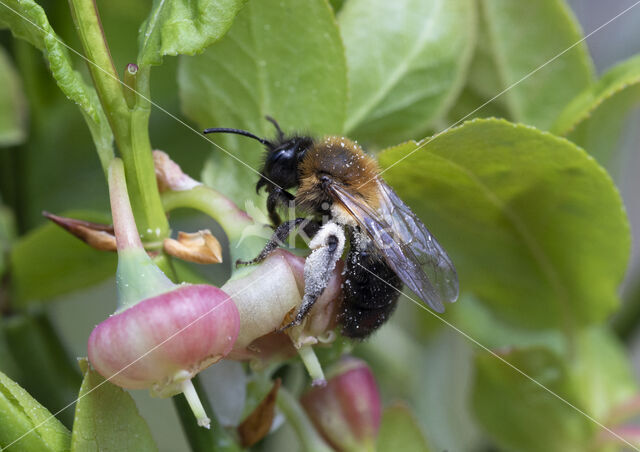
[204,116,313,191]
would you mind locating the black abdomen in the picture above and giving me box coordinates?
[340,243,402,339]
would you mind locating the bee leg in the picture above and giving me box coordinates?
[236,217,308,267]
[280,222,346,331]
[266,188,295,227]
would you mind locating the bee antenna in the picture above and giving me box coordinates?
[203,127,271,146]
[265,115,285,141]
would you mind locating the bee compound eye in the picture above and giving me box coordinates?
[321,202,331,211]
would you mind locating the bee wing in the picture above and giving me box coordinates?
[376,180,459,303]
[328,182,458,313]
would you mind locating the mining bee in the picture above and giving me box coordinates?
[204,118,459,339]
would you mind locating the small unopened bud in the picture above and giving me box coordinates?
[153,150,202,192]
[164,230,222,264]
[301,357,381,452]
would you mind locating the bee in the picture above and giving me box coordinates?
[204,117,459,339]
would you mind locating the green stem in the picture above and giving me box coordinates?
[67,0,126,123]
[109,159,174,310]
[277,387,332,452]
[125,65,169,245]
[67,0,169,243]
[298,346,326,386]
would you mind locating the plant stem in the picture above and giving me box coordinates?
[108,159,174,310]
[298,345,326,386]
[67,0,126,122]
[67,0,169,243]
[182,379,211,429]
[277,387,332,452]
[125,64,169,245]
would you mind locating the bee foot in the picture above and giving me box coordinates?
[277,319,300,333]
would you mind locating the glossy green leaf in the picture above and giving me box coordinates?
[71,359,157,452]
[10,211,116,305]
[138,0,248,66]
[0,45,26,146]
[0,0,113,169]
[0,370,71,452]
[339,0,476,147]
[378,119,630,329]
[552,54,640,164]
[475,0,594,130]
[377,403,431,452]
[472,347,595,452]
[179,0,347,205]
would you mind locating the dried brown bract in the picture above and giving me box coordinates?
[163,230,223,264]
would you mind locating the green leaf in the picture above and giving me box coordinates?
[3,312,82,429]
[338,0,476,147]
[0,327,22,385]
[71,359,157,452]
[178,0,347,205]
[0,0,114,170]
[10,211,116,305]
[0,44,27,146]
[444,14,514,125]
[0,202,16,277]
[0,370,71,452]
[568,328,637,421]
[378,119,630,330]
[328,0,345,13]
[138,0,248,66]
[551,54,640,165]
[472,347,595,452]
[377,403,431,452]
[474,0,594,130]
[412,330,483,452]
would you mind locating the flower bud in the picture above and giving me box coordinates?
[153,150,202,192]
[88,284,239,394]
[87,159,240,429]
[301,357,381,452]
[224,250,343,359]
